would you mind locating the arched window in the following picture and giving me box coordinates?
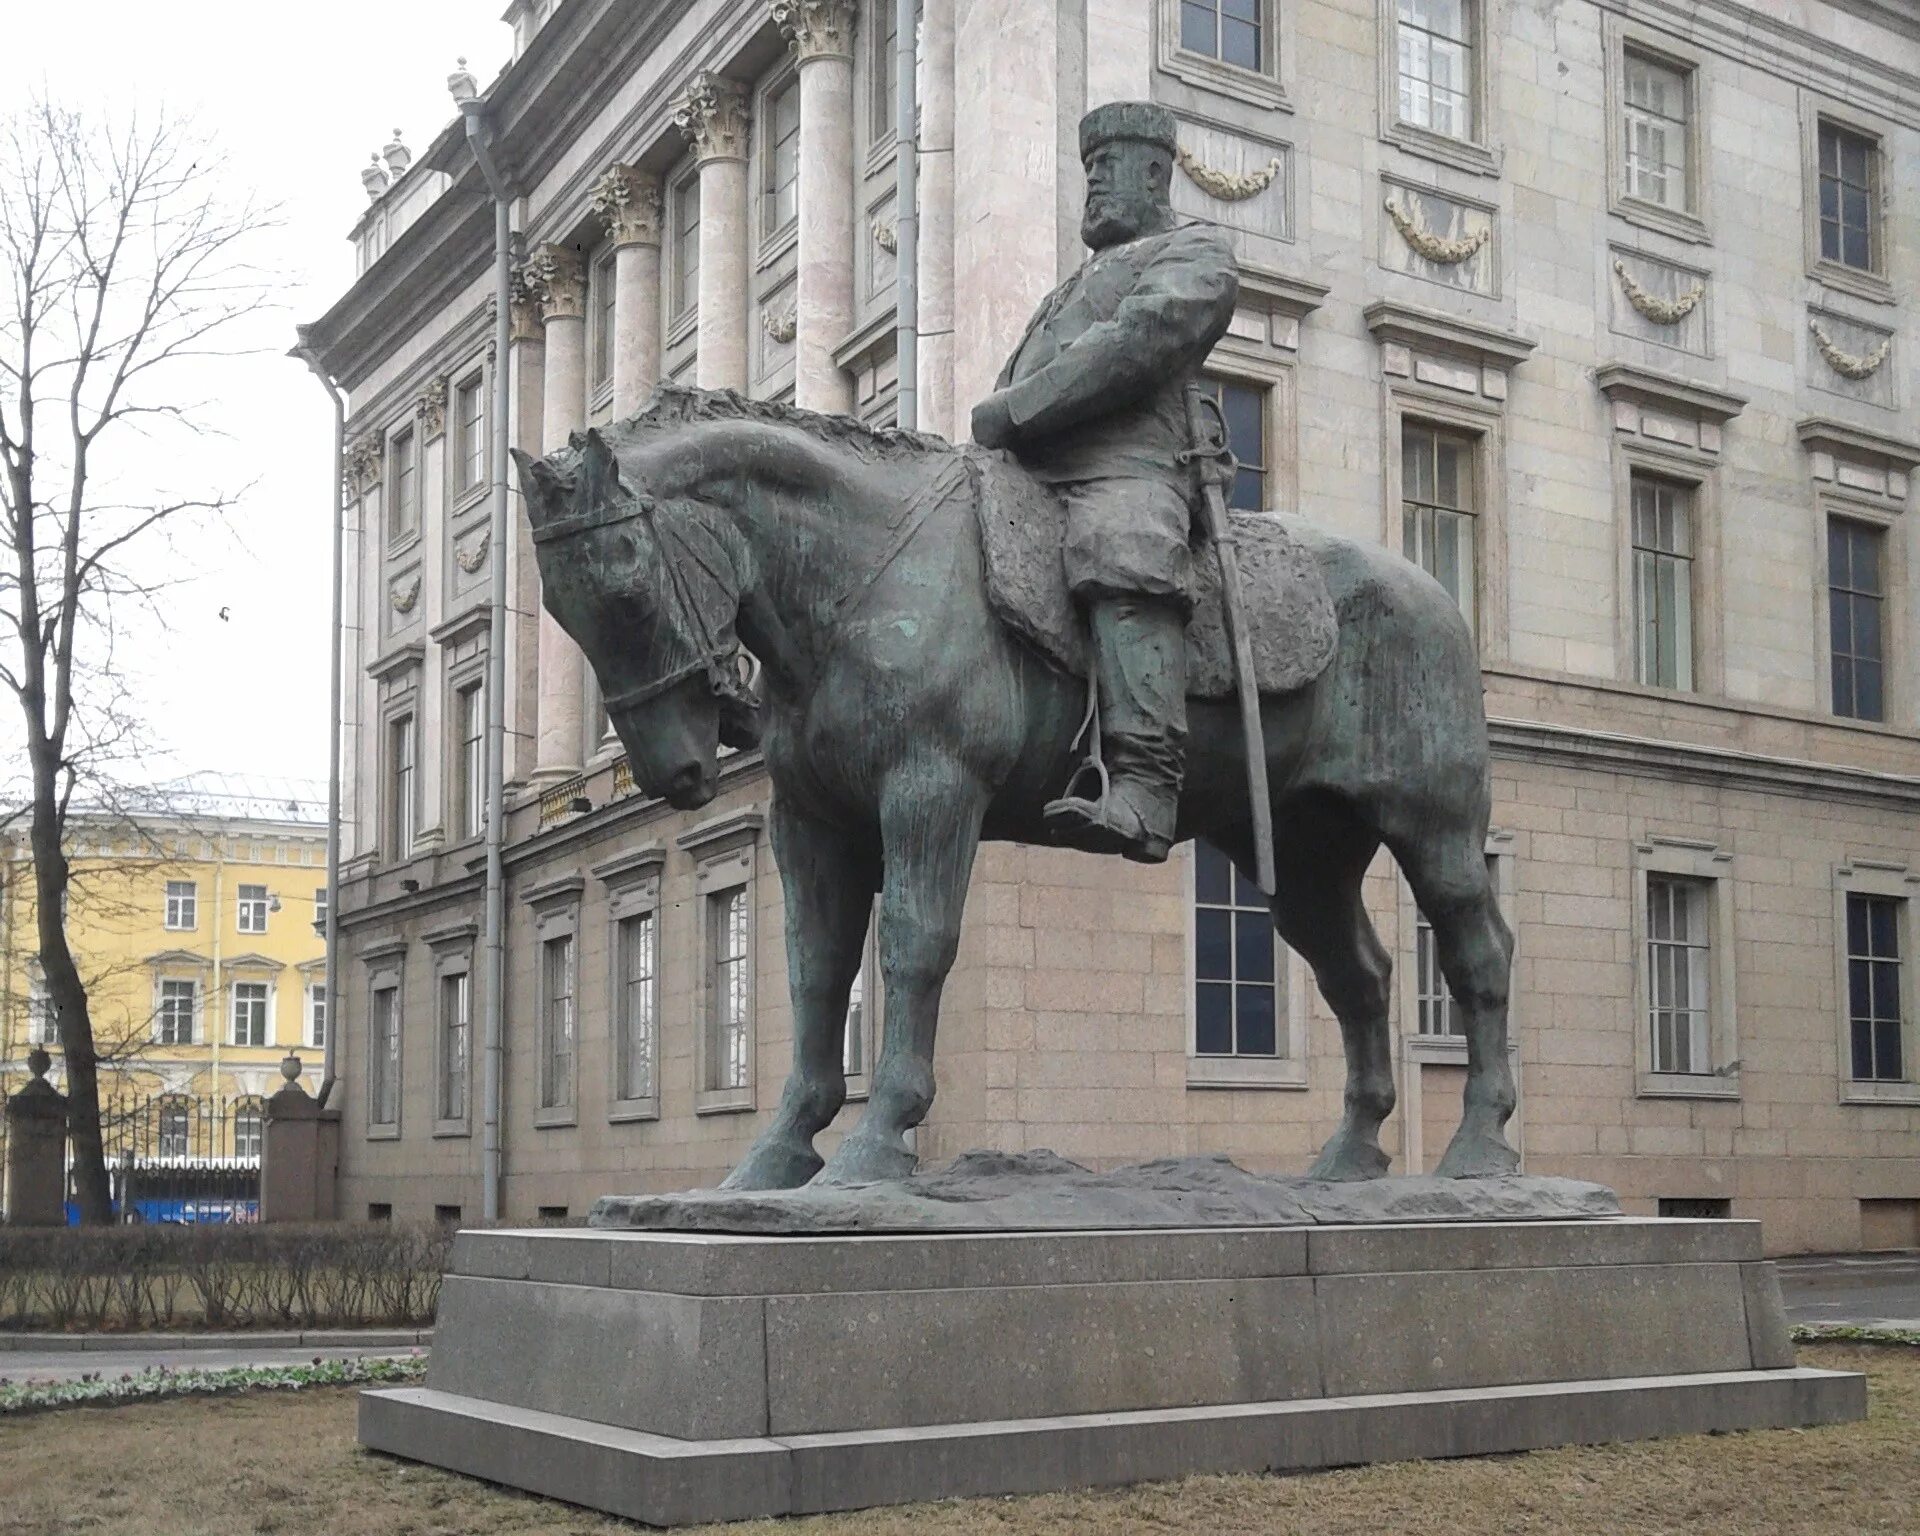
[232,1098,265,1160]
[156,1096,191,1159]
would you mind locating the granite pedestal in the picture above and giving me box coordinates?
[360,1212,1864,1526]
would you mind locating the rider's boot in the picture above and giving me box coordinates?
[1044,596,1187,864]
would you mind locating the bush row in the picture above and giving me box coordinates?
[0,1223,454,1331]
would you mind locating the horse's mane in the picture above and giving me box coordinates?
[609,385,956,465]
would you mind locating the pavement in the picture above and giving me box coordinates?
[0,1329,430,1384]
[1778,1252,1920,1330]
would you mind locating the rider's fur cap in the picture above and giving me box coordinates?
[1078,101,1178,162]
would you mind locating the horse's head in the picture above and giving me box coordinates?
[515,428,757,810]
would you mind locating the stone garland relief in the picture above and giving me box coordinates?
[762,308,798,345]
[1612,258,1703,325]
[871,217,898,254]
[1809,316,1892,381]
[388,574,421,615]
[1384,197,1489,265]
[455,528,491,574]
[1175,144,1282,202]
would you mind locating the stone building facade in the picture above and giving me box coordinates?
[300,0,1920,1253]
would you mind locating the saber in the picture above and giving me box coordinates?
[1183,384,1277,899]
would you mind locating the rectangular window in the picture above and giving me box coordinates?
[1848,893,1904,1083]
[1623,51,1691,210]
[673,175,701,319]
[1402,424,1477,634]
[164,879,197,930]
[27,976,55,1045]
[1631,474,1695,691]
[873,1,899,139]
[616,911,658,1103]
[765,79,801,235]
[370,985,400,1127]
[307,982,328,1051]
[157,979,197,1046]
[230,980,269,1048]
[455,373,485,495]
[1647,875,1712,1075]
[233,1102,263,1160]
[158,1101,190,1159]
[313,886,328,935]
[439,971,470,1122]
[389,713,417,854]
[1414,915,1460,1037]
[1819,120,1879,272]
[1396,0,1474,141]
[540,934,575,1111]
[590,249,616,387]
[1200,376,1269,512]
[1181,0,1262,72]
[389,426,417,541]
[1829,518,1885,723]
[707,887,752,1090]
[1193,839,1278,1057]
[454,682,485,841]
[236,883,269,935]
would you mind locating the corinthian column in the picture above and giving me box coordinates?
[524,242,587,782]
[773,0,857,413]
[591,164,665,417]
[673,72,752,392]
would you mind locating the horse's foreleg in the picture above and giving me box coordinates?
[815,760,988,1187]
[722,802,880,1191]
[1398,829,1520,1179]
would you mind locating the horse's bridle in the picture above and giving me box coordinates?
[531,491,751,716]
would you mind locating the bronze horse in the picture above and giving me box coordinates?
[515,387,1517,1189]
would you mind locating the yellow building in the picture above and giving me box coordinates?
[1,777,328,1163]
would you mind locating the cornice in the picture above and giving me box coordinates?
[1362,300,1537,371]
[522,871,587,907]
[1797,417,1920,472]
[1235,263,1331,319]
[366,642,426,683]
[591,844,669,888]
[675,805,766,855]
[1593,363,1748,423]
[430,605,491,648]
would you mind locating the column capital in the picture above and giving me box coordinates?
[771,0,856,61]
[522,242,586,324]
[591,163,664,248]
[508,265,546,343]
[673,71,752,163]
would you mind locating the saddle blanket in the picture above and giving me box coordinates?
[970,450,1338,700]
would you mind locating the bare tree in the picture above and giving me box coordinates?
[0,103,272,1221]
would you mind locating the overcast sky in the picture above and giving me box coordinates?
[2,4,513,788]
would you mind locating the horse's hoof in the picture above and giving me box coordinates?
[721,1139,824,1191]
[1307,1133,1391,1182]
[814,1136,918,1188]
[1434,1130,1520,1180]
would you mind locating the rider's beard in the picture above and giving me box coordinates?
[1082,198,1145,249]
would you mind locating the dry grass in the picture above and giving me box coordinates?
[0,1345,1912,1536]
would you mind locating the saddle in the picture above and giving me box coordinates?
[969,450,1338,699]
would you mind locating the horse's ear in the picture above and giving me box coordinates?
[513,448,562,527]
[580,426,623,508]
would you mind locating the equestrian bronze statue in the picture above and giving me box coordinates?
[515,102,1518,1191]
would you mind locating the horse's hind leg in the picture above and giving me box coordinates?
[1394,823,1519,1178]
[1224,810,1395,1180]
[722,802,879,1191]
[816,757,988,1187]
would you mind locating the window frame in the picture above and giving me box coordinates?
[588,245,617,401]
[1800,95,1895,305]
[229,978,271,1049]
[1157,0,1290,114]
[236,883,270,936]
[843,911,880,1102]
[679,812,764,1114]
[435,953,474,1136]
[1399,417,1482,640]
[364,945,406,1140]
[1604,23,1710,244]
[154,977,199,1047]
[305,979,328,1052]
[163,879,197,932]
[452,369,487,502]
[1812,492,1905,729]
[387,709,419,859]
[450,676,486,845]
[232,1098,265,1160]
[760,69,802,247]
[1623,464,1707,695]
[523,876,583,1128]
[667,161,701,338]
[26,970,56,1046]
[597,848,666,1123]
[1378,0,1497,177]
[1398,838,1513,1065]
[1632,837,1738,1098]
[1834,861,1920,1105]
[869,0,901,149]
[1185,839,1307,1089]
[387,424,420,549]
[1198,373,1273,512]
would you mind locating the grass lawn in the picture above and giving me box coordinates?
[0,1345,1911,1536]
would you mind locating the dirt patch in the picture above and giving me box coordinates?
[0,1345,1909,1536]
